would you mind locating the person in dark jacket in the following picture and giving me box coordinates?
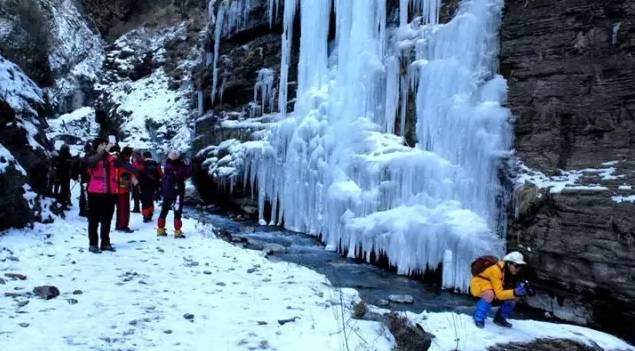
[115,146,138,233]
[85,138,118,253]
[157,150,191,238]
[131,151,144,213]
[76,142,93,217]
[53,144,74,209]
[138,151,163,222]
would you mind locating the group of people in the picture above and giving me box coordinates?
[52,137,191,254]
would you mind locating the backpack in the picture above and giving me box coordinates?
[471,256,499,276]
[140,161,160,188]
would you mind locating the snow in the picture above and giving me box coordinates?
[0,143,26,175]
[99,68,192,153]
[46,0,105,112]
[0,55,44,115]
[1,187,632,350]
[47,107,99,145]
[612,195,635,204]
[402,310,634,351]
[517,163,625,194]
[0,186,394,350]
[215,0,511,291]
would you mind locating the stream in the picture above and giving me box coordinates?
[186,207,539,318]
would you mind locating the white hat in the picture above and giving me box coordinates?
[503,251,526,265]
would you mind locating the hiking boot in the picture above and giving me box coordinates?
[174,229,185,239]
[88,245,101,254]
[100,244,116,252]
[157,228,167,237]
[143,217,152,223]
[474,320,485,329]
[493,311,513,328]
[118,227,134,233]
[131,207,140,213]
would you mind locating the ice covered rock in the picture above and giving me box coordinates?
[33,285,60,300]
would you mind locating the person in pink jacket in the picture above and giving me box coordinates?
[85,138,119,253]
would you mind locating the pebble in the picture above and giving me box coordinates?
[18,323,29,328]
[67,298,78,305]
[183,313,195,320]
[33,286,60,300]
[203,270,212,275]
[4,273,27,280]
[73,290,83,295]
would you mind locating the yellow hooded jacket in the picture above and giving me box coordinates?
[470,261,515,300]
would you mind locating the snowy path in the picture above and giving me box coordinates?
[0,205,392,350]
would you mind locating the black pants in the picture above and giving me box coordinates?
[78,184,88,217]
[159,197,183,220]
[131,185,140,211]
[87,193,116,247]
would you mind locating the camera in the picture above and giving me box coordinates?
[521,280,536,297]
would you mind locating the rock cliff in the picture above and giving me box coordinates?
[501,0,635,340]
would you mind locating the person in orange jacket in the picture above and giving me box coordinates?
[470,251,527,328]
[115,146,138,233]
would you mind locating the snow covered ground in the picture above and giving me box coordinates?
[0,186,393,350]
[1,186,633,350]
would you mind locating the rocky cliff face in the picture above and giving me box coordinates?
[501,0,635,340]
[0,55,54,230]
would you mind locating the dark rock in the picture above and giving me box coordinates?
[32,285,60,300]
[66,298,78,305]
[488,338,602,351]
[0,278,6,285]
[203,270,212,275]
[7,256,19,262]
[262,243,286,256]
[352,301,368,319]
[388,294,415,304]
[385,312,433,351]
[277,317,298,325]
[183,313,195,320]
[163,329,173,334]
[503,0,635,341]
[18,322,29,328]
[257,321,267,325]
[17,300,29,307]
[4,273,27,281]
[72,290,83,295]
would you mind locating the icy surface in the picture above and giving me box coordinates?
[0,144,26,175]
[47,107,99,145]
[218,0,512,291]
[0,189,394,350]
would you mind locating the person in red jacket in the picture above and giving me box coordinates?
[115,146,138,233]
[85,137,119,253]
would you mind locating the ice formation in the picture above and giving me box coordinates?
[207,0,513,291]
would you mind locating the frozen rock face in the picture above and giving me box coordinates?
[0,0,105,114]
[502,0,635,339]
[0,55,54,230]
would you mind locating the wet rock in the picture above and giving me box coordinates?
[388,294,414,304]
[33,285,60,300]
[5,273,27,281]
[352,301,368,319]
[488,338,602,351]
[376,299,390,307]
[385,312,433,351]
[263,243,286,256]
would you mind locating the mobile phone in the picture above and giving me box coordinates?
[108,135,116,145]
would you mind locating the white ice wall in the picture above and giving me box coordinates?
[212,0,512,292]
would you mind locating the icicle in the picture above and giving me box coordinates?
[253,68,275,115]
[210,1,227,106]
[268,0,280,27]
[277,0,298,116]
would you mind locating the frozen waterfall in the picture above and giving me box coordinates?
[221,0,511,292]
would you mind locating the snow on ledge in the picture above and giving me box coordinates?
[612,195,635,204]
[517,163,625,194]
